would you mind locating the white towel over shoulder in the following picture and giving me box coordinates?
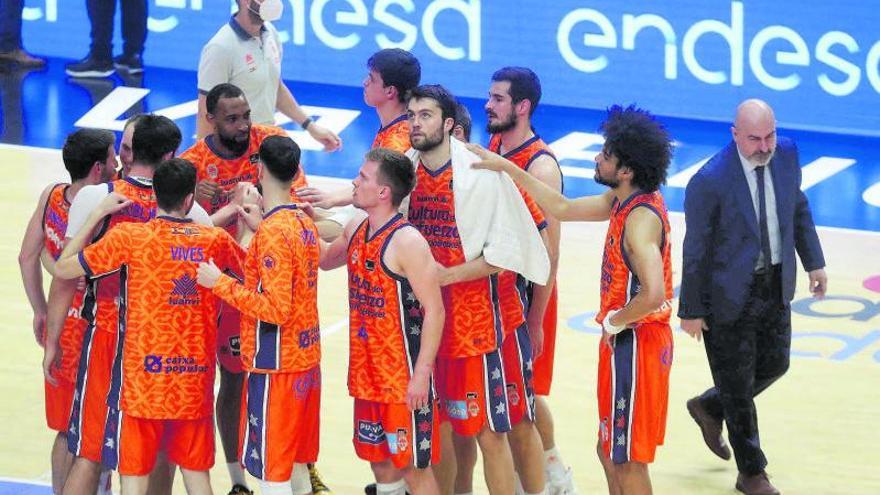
[404,138,550,285]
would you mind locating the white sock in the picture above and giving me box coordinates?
[290,464,311,495]
[97,470,112,495]
[514,472,525,495]
[454,493,473,495]
[544,447,567,481]
[376,479,406,495]
[259,479,293,495]
[228,462,248,488]
[525,491,548,495]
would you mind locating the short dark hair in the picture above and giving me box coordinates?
[454,102,472,142]
[600,104,672,193]
[259,135,300,183]
[491,67,542,117]
[153,158,197,212]
[123,113,146,131]
[206,83,245,114]
[367,49,421,103]
[366,148,415,207]
[61,129,116,181]
[131,114,182,166]
[409,85,457,131]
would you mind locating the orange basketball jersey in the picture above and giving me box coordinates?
[347,214,426,403]
[407,161,502,358]
[181,124,307,215]
[487,135,553,336]
[213,205,321,373]
[371,115,411,153]
[80,217,244,419]
[84,178,157,337]
[43,184,88,384]
[596,191,673,325]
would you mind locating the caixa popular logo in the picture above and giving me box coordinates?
[143,355,209,374]
[357,420,385,445]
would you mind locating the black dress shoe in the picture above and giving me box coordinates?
[736,472,780,495]
[687,397,732,460]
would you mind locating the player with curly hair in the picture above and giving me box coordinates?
[471,104,675,495]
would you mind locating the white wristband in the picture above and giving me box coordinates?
[602,309,626,335]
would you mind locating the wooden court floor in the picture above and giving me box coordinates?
[1,144,878,494]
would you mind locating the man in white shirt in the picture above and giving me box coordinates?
[195,0,341,153]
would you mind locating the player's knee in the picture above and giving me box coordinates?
[614,461,647,478]
[370,460,400,483]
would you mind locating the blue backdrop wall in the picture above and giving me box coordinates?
[22,0,880,136]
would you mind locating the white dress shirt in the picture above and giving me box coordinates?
[738,150,781,268]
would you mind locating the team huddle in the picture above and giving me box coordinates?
[21,37,826,495]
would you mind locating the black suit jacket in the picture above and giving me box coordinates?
[678,137,825,324]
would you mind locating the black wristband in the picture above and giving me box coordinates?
[301,117,312,130]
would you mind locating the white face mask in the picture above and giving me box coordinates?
[250,0,283,22]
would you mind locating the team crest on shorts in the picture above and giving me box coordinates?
[506,383,520,406]
[396,428,408,452]
[466,392,480,417]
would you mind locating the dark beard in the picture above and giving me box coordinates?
[594,167,620,188]
[218,132,250,156]
[486,112,516,134]
[410,128,445,152]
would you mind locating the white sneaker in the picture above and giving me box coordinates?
[547,467,579,495]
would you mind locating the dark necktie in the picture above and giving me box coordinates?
[755,166,772,271]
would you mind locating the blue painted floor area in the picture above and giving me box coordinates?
[2,57,879,231]
[0,479,52,495]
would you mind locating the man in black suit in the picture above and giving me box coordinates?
[679,99,827,495]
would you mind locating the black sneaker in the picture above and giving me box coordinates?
[66,55,114,78]
[228,484,253,495]
[113,53,143,74]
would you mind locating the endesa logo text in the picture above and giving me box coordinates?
[557,1,880,96]
[282,0,481,61]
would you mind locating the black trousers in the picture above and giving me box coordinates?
[87,0,148,60]
[697,266,791,475]
[0,0,23,52]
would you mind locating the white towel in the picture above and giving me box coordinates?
[404,138,550,285]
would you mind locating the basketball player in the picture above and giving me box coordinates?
[183,82,312,495]
[19,128,117,495]
[197,136,322,495]
[296,48,420,209]
[471,105,675,495]
[118,114,145,178]
[404,84,550,495]
[43,115,211,495]
[319,148,444,495]
[52,158,245,495]
[485,67,575,494]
